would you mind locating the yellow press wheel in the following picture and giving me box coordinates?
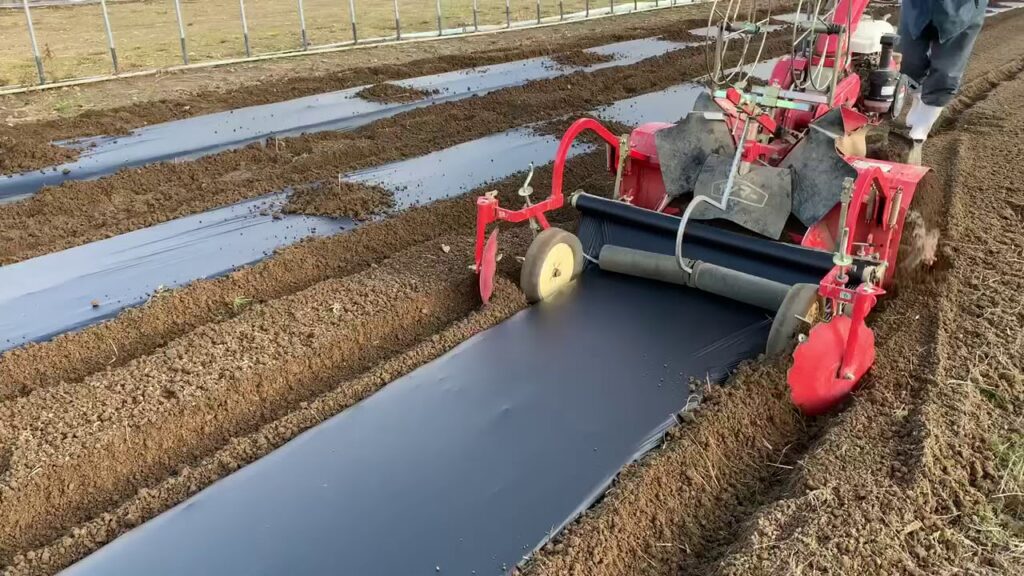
[520,228,584,303]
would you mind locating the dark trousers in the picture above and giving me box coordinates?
[899,18,984,107]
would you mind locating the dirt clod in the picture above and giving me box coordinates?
[0,136,77,174]
[548,50,614,68]
[283,180,394,220]
[356,83,438,104]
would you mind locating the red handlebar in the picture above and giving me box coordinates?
[473,118,622,270]
[550,118,622,202]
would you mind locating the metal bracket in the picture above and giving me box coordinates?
[611,134,629,201]
[518,164,540,233]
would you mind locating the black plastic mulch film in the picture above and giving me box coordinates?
[64,196,825,576]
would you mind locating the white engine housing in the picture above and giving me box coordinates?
[850,16,896,54]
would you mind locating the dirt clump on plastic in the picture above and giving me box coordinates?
[356,83,438,104]
[0,30,792,266]
[0,136,77,174]
[658,28,699,43]
[549,50,614,68]
[283,180,394,219]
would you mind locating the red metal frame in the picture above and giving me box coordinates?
[473,118,623,271]
[803,160,930,287]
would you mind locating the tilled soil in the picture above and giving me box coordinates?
[2,6,1022,576]
[0,152,612,574]
[0,29,793,266]
[526,11,1024,576]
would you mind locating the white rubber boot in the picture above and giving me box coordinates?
[903,93,943,165]
[906,94,944,141]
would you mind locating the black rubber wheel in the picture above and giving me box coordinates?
[766,283,821,357]
[520,228,584,303]
[889,74,909,121]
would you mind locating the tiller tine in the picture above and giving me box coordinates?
[478,229,500,305]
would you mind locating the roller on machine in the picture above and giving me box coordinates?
[472,0,930,415]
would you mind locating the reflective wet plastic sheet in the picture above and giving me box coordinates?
[347,128,595,210]
[0,83,699,351]
[0,194,351,352]
[0,38,691,203]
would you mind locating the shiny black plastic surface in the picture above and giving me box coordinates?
[0,38,687,202]
[63,269,772,576]
[63,199,821,575]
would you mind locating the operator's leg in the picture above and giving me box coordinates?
[898,20,932,89]
[906,8,986,147]
[898,22,938,164]
[920,18,985,107]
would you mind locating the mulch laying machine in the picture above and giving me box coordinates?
[473,0,931,415]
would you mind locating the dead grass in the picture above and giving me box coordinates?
[0,0,602,85]
[991,427,1024,559]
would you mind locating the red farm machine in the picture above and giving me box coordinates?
[472,0,931,415]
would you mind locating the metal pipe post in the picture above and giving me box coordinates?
[505,0,511,28]
[610,0,615,15]
[348,0,358,43]
[173,0,188,64]
[633,0,637,10]
[436,0,442,36]
[21,0,44,84]
[297,0,309,49]
[99,0,118,73]
[536,0,541,24]
[238,0,251,57]
[585,0,590,18]
[393,0,401,40]
[472,0,479,31]
[559,1,564,20]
